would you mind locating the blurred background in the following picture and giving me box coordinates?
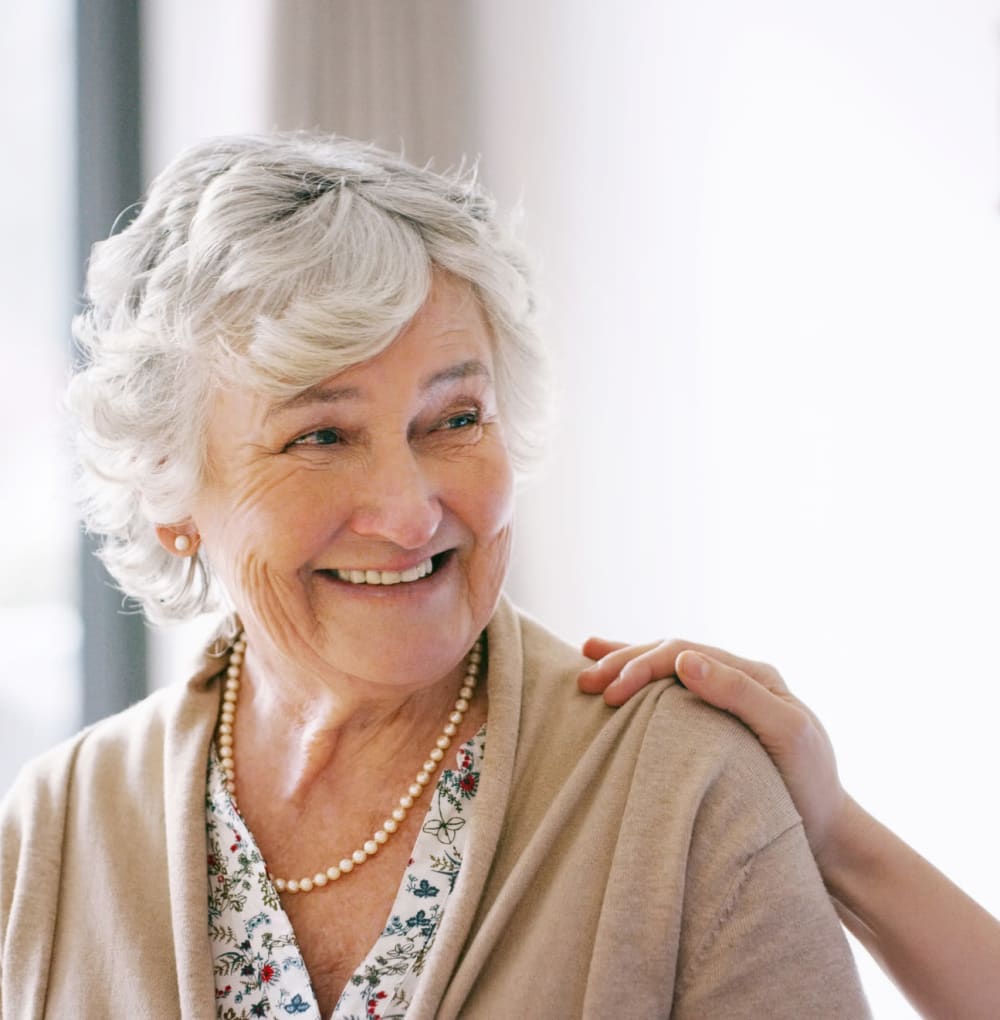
[2,2,999,1014]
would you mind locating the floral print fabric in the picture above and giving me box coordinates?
[207,728,486,1020]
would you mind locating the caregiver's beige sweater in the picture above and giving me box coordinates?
[1,597,869,1018]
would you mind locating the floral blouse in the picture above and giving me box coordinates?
[206,728,486,1020]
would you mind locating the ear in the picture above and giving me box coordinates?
[155,524,200,556]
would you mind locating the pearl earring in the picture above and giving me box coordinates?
[173,535,192,553]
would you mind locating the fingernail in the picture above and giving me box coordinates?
[682,651,707,681]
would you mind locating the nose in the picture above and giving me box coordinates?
[348,445,442,550]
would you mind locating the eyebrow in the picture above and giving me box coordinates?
[266,382,362,420]
[421,359,491,391]
[266,359,492,419]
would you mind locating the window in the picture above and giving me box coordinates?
[0,1,80,792]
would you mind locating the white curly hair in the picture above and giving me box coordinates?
[68,133,549,624]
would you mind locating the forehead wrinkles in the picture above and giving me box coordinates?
[259,348,494,433]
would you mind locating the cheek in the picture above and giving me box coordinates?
[465,444,515,543]
[465,496,514,623]
[458,446,515,603]
[194,466,335,588]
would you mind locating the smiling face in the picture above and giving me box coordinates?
[189,274,514,692]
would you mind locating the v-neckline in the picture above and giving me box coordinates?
[206,726,487,1018]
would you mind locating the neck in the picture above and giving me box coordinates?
[233,637,481,804]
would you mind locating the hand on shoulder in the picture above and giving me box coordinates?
[579,634,1000,1020]
[578,636,848,869]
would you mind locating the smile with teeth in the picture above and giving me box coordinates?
[333,556,436,586]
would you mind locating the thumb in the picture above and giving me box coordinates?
[675,650,799,745]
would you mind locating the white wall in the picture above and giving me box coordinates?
[471,3,1000,1016]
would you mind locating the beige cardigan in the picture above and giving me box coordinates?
[1,597,870,1018]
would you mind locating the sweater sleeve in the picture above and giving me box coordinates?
[672,820,871,1019]
[0,739,81,1020]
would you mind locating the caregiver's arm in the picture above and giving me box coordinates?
[579,639,1000,1020]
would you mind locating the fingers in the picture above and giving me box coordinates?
[675,650,802,745]
[667,641,789,694]
[580,634,790,706]
[580,636,628,661]
[578,639,662,699]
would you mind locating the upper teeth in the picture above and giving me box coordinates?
[335,557,434,585]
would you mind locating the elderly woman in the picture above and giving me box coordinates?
[0,134,869,1018]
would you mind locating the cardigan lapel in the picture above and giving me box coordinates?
[163,649,232,1014]
[406,594,524,1019]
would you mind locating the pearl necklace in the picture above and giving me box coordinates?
[216,632,483,894]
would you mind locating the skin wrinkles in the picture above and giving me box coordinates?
[186,273,512,802]
[265,357,490,425]
[277,383,495,467]
[235,551,446,806]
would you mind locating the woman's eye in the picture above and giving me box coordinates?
[289,428,341,447]
[440,409,480,430]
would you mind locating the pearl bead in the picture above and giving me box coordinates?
[218,631,483,895]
